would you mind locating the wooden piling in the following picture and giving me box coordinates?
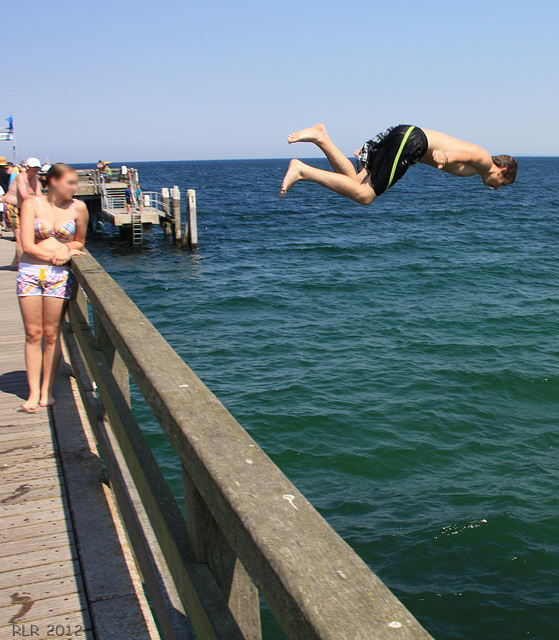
[171,186,181,244]
[161,188,170,217]
[161,221,172,238]
[181,189,198,250]
[160,188,172,238]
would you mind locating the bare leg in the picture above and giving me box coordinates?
[18,296,44,411]
[39,297,68,407]
[280,159,376,204]
[287,123,358,179]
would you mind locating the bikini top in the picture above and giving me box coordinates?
[34,197,77,242]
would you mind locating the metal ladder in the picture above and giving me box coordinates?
[131,208,143,247]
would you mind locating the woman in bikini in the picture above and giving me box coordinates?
[17,163,88,411]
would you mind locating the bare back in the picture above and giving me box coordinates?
[419,129,493,177]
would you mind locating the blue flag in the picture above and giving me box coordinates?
[6,115,13,131]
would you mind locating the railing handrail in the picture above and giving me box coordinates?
[67,251,434,640]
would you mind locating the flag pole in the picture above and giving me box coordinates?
[11,113,16,165]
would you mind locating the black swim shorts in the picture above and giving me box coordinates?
[356,125,428,196]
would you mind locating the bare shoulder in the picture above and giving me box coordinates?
[74,199,88,217]
[20,196,33,211]
[19,195,37,216]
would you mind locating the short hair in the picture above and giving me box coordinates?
[492,155,517,183]
[45,162,77,186]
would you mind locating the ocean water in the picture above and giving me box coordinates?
[80,157,559,640]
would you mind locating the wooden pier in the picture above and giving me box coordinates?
[0,238,159,638]
[75,169,199,249]
[1,235,435,639]
[75,169,162,227]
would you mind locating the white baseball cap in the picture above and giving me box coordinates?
[26,157,41,168]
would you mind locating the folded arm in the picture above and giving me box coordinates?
[19,198,88,265]
[432,148,493,173]
[49,200,89,264]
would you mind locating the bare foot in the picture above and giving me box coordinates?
[39,394,56,407]
[279,159,304,198]
[22,393,40,412]
[287,123,326,145]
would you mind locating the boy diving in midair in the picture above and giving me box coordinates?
[279,123,517,203]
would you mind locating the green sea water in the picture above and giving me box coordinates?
[84,157,559,639]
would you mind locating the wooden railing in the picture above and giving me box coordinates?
[64,250,434,640]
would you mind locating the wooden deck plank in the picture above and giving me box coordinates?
[0,454,60,477]
[1,464,62,486]
[0,559,81,590]
[0,417,53,430]
[0,425,55,442]
[0,498,68,521]
[0,609,93,637]
[0,590,89,619]
[0,442,59,463]
[0,520,72,550]
[1,468,64,492]
[0,504,69,531]
[0,482,66,506]
[0,543,79,574]
[0,573,85,607]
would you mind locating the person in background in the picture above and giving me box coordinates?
[104,162,113,182]
[3,163,18,235]
[3,157,43,268]
[41,162,51,172]
[97,160,105,174]
[17,162,88,411]
[125,183,133,214]
[0,157,9,236]
[136,184,143,212]
[0,156,10,193]
[0,185,4,238]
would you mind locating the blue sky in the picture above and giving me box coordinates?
[3,1,559,162]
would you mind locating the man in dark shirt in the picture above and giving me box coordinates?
[0,157,10,193]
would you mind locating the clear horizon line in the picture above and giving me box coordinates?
[70,154,559,165]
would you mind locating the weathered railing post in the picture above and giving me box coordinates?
[93,312,130,406]
[181,189,198,250]
[74,283,89,326]
[182,467,261,640]
[171,186,182,244]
